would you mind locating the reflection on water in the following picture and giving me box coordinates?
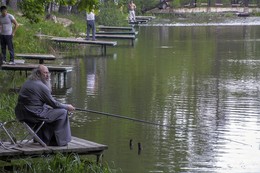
[50,24,260,173]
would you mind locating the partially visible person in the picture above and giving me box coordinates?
[0,5,18,65]
[128,0,136,22]
[86,10,96,41]
[15,65,75,146]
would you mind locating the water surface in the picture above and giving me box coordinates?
[54,19,260,173]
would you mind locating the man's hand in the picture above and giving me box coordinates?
[67,104,75,112]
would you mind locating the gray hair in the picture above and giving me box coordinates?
[28,66,52,91]
[28,67,41,81]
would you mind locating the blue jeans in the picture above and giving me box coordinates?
[86,20,96,40]
[1,35,14,62]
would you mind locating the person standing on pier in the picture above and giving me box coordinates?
[15,65,75,146]
[128,0,136,22]
[86,10,96,41]
[0,6,18,65]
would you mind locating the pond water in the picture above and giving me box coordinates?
[8,17,260,173]
[57,21,260,173]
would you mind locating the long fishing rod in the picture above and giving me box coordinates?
[75,108,174,129]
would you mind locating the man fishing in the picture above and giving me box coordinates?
[15,65,75,146]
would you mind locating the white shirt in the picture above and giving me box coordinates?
[86,12,95,21]
[0,13,15,35]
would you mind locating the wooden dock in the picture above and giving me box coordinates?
[129,20,148,25]
[90,34,136,46]
[16,53,56,64]
[51,37,117,55]
[97,25,134,31]
[1,64,73,73]
[135,16,156,20]
[0,136,108,163]
[96,31,138,35]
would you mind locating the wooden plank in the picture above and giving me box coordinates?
[16,53,56,60]
[129,20,148,24]
[16,53,56,64]
[97,25,134,31]
[72,137,107,148]
[136,16,156,20]
[51,37,117,46]
[91,34,135,40]
[0,136,108,161]
[96,31,138,35]
[1,64,73,73]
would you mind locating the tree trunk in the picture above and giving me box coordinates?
[8,0,18,10]
[58,5,68,14]
[71,4,78,14]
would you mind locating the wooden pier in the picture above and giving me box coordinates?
[90,34,136,46]
[0,136,108,163]
[135,16,156,20]
[1,63,73,87]
[51,37,117,55]
[97,25,134,31]
[1,64,73,73]
[16,53,56,64]
[96,31,138,35]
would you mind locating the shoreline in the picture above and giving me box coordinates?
[148,6,260,15]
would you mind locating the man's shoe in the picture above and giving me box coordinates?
[9,61,15,65]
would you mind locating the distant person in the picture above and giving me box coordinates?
[86,10,96,41]
[15,65,75,146]
[0,6,18,65]
[128,0,136,22]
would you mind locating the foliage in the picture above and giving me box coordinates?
[78,0,100,12]
[0,93,17,122]
[9,153,118,173]
[18,0,49,23]
[97,3,128,26]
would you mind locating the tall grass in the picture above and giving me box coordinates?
[0,93,17,122]
[8,153,119,173]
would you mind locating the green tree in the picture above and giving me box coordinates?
[19,0,99,23]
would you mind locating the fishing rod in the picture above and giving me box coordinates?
[75,108,254,147]
[75,108,174,129]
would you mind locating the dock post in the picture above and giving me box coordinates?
[96,154,103,164]
[63,72,67,87]
[39,59,44,64]
[104,45,107,55]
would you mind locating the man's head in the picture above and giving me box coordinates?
[0,6,7,17]
[29,65,51,90]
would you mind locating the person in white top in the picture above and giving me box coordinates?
[128,0,136,22]
[0,5,19,65]
[86,10,96,41]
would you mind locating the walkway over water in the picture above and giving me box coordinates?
[0,136,107,163]
[51,37,117,55]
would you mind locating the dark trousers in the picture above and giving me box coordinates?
[86,20,96,40]
[1,35,14,62]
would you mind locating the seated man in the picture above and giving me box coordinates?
[15,65,75,146]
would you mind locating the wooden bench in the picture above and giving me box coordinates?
[16,53,56,64]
